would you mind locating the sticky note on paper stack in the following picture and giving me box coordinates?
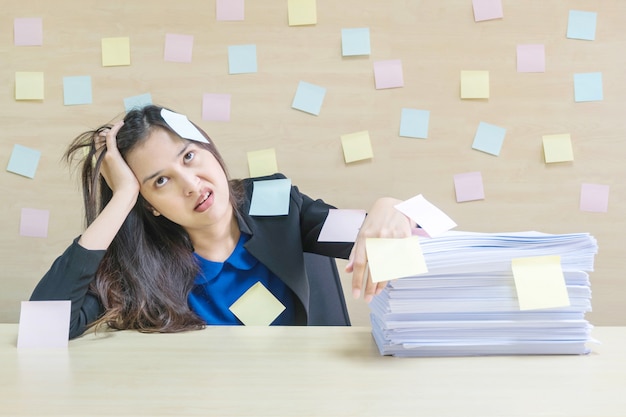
[369,230,597,357]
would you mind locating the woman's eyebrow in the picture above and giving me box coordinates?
[141,143,191,184]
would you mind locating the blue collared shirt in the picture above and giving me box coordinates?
[188,233,296,325]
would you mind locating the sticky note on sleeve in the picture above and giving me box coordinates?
[318,209,366,242]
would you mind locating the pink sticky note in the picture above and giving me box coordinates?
[580,183,609,213]
[14,17,43,46]
[517,44,545,73]
[395,194,457,238]
[20,208,50,238]
[318,209,367,242]
[472,0,503,22]
[17,301,71,348]
[373,59,404,89]
[202,93,232,121]
[217,0,245,21]
[164,33,194,63]
[454,172,485,202]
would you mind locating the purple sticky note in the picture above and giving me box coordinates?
[318,209,367,242]
[202,93,232,121]
[472,0,503,22]
[14,17,43,46]
[373,59,404,89]
[580,183,609,212]
[517,44,545,73]
[17,301,71,348]
[20,208,50,238]
[164,33,194,63]
[217,0,245,21]
[454,172,485,202]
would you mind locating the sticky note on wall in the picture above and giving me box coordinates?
[15,72,44,100]
[542,134,573,163]
[288,0,317,26]
[101,37,131,66]
[340,131,373,163]
[7,144,41,178]
[461,70,489,99]
[247,148,278,178]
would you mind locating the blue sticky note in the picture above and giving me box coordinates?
[124,93,153,111]
[292,81,326,116]
[567,10,597,41]
[399,108,430,139]
[574,72,603,102]
[7,144,41,178]
[249,178,291,216]
[63,76,92,106]
[472,122,506,156]
[341,28,370,56]
[228,44,257,74]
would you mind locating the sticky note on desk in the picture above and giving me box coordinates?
[461,70,489,99]
[7,144,41,178]
[217,0,244,21]
[249,178,291,216]
[512,256,570,311]
[164,33,194,63]
[472,0,503,22]
[229,282,286,326]
[17,301,71,348]
[101,37,130,66]
[366,236,427,283]
[14,17,43,46]
[292,81,326,116]
[15,72,44,100]
[472,122,506,156]
[394,194,457,238]
[247,148,278,178]
[341,28,370,56]
[318,209,366,242]
[567,10,597,41]
[373,60,404,89]
[288,0,317,26]
[63,76,92,105]
[542,134,573,163]
[341,131,373,163]
[574,72,603,102]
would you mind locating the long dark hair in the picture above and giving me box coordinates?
[66,105,243,333]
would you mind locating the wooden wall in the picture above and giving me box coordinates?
[1,1,624,326]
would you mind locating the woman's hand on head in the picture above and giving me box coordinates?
[345,197,414,302]
[97,121,140,199]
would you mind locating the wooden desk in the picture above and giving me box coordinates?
[1,325,624,417]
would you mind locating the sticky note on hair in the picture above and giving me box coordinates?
[229,282,286,325]
[160,109,208,143]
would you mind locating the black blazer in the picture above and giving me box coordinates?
[30,174,354,338]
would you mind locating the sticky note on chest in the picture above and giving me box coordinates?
[229,282,286,326]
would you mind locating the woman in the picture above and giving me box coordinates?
[30,105,413,339]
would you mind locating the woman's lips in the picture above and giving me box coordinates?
[194,191,213,212]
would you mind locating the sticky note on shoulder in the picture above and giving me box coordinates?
[249,178,291,216]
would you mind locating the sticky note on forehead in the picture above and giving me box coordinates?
[160,109,209,143]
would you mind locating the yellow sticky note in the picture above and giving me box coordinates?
[543,134,574,163]
[511,255,570,310]
[341,131,373,163]
[229,282,286,326]
[365,236,428,283]
[101,37,131,66]
[288,0,317,26]
[247,148,278,178]
[461,70,489,99]
[15,72,44,100]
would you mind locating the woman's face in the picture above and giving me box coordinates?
[125,127,232,234]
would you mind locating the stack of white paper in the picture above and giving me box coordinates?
[369,231,598,357]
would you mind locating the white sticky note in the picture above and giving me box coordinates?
[395,194,457,237]
[160,109,208,143]
[229,282,286,326]
[318,209,367,242]
[17,301,71,348]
